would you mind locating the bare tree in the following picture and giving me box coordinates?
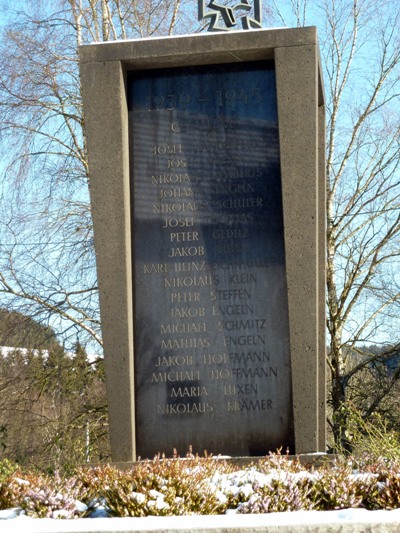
[0,342,109,469]
[0,0,185,350]
[324,0,400,449]
[273,0,400,449]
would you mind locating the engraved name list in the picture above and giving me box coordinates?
[129,61,294,457]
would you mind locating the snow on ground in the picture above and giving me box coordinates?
[1,468,400,531]
[2,509,400,533]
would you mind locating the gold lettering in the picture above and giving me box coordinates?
[161,338,210,350]
[153,144,182,156]
[152,173,189,184]
[220,167,263,179]
[223,384,258,395]
[155,355,193,367]
[229,273,257,284]
[151,370,200,383]
[174,261,207,272]
[215,197,262,209]
[170,307,206,318]
[170,291,200,303]
[160,188,194,199]
[212,228,248,240]
[162,217,194,228]
[143,263,168,274]
[203,353,228,365]
[210,289,251,301]
[224,335,266,347]
[167,158,187,169]
[213,182,255,194]
[227,399,272,411]
[217,242,242,254]
[165,275,211,288]
[157,402,214,414]
[170,386,208,398]
[212,304,254,316]
[210,369,232,380]
[205,213,253,225]
[218,319,266,331]
[228,351,271,364]
[168,246,204,258]
[153,201,207,214]
[160,322,206,334]
[228,367,278,379]
[170,231,199,243]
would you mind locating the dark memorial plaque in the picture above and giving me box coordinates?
[128,61,294,458]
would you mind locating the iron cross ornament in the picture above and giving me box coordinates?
[198,0,262,32]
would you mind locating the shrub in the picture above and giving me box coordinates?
[0,451,400,517]
[89,456,232,517]
[311,461,379,510]
[0,471,38,510]
[21,473,88,519]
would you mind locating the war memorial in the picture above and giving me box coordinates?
[80,1,326,462]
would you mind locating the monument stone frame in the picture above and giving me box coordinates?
[79,27,326,462]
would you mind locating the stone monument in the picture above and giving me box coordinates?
[79,25,326,461]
